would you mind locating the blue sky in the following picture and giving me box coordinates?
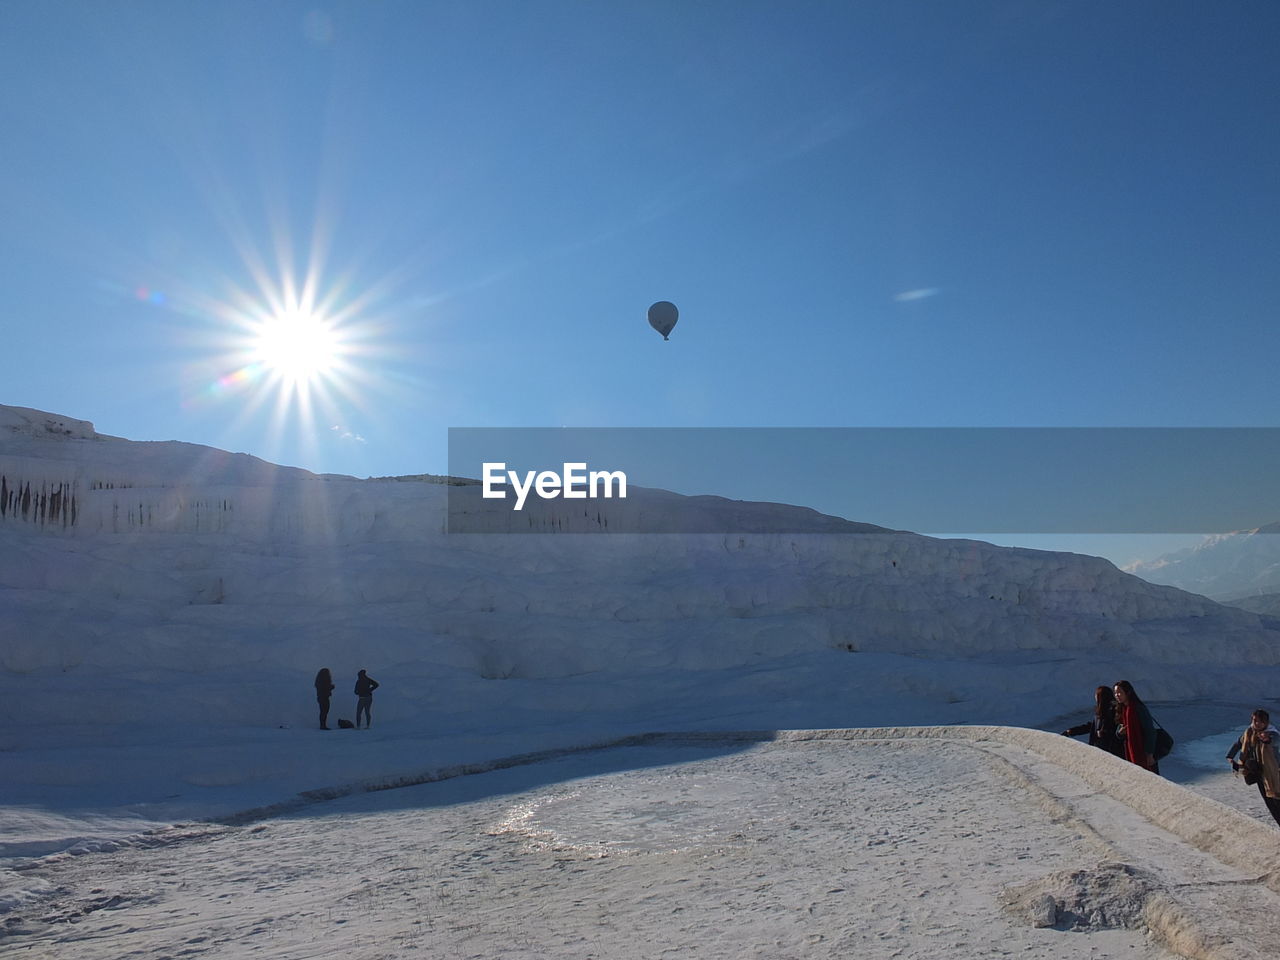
[2,1,1277,563]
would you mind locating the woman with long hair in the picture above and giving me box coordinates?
[1113,679,1158,773]
[1062,685,1123,756]
[314,667,335,730]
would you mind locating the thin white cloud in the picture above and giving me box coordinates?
[330,424,366,444]
[893,288,940,303]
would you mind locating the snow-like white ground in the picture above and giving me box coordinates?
[5,404,1280,957]
[7,727,1280,960]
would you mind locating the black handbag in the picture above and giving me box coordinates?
[1146,708,1174,760]
[1242,751,1263,785]
[1238,735,1265,785]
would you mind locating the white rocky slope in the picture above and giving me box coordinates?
[1124,523,1280,601]
[3,402,1278,748]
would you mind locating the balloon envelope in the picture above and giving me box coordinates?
[648,301,678,340]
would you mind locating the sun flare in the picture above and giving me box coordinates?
[251,309,340,385]
[178,209,400,455]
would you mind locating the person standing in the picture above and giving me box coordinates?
[1113,680,1159,774]
[314,667,335,730]
[354,669,379,729]
[1227,708,1280,828]
[1061,685,1124,756]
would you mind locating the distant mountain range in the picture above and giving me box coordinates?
[1124,523,1280,609]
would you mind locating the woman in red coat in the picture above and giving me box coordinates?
[1114,679,1158,774]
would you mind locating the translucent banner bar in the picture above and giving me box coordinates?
[446,427,1280,534]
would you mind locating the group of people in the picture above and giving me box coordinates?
[313,668,379,730]
[1061,679,1164,773]
[1062,682,1280,828]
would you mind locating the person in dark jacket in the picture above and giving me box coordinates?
[354,669,379,729]
[1113,679,1159,774]
[1061,685,1124,756]
[314,667,335,730]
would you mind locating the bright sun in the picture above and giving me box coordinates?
[251,309,340,385]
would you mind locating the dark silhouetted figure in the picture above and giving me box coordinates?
[354,669,379,729]
[1062,685,1124,756]
[315,668,335,730]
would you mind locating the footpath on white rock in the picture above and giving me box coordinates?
[6,730,1280,960]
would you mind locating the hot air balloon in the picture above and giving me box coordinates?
[647,301,678,340]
